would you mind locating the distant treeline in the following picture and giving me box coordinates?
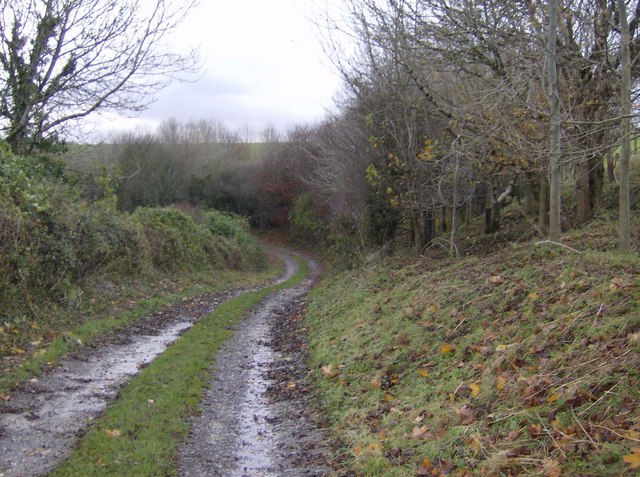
[67,119,308,229]
[68,109,636,269]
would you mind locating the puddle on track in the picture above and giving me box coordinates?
[0,249,321,477]
[0,321,193,477]
[179,253,330,477]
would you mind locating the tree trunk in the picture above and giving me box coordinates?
[450,159,461,257]
[409,209,417,248]
[590,156,604,211]
[484,186,494,234]
[440,206,448,232]
[526,174,540,217]
[547,0,562,241]
[484,207,493,234]
[421,209,435,250]
[450,206,460,257]
[484,185,501,233]
[618,0,632,252]
[575,156,591,225]
[492,197,501,232]
[607,151,616,183]
[465,198,472,225]
[539,173,549,231]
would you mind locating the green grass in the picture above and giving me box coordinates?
[305,232,639,476]
[0,266,280,395]
[50,256,308,477]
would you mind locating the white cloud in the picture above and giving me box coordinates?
[92,0,342,139]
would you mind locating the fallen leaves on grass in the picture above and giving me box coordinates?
[410,425,430,439]
[441,343,456,354]
[542,458,561,477]
[623,447,640,469]
[610,276,633,291]
[367,442,382,452]
[321,364,338,378]
[306,239,640,476]
[454,405,476,425]
[104,429,122,438]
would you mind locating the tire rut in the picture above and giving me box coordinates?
[178,251,332,477]
[0,254,294,477]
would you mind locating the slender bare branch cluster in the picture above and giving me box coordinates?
[309,0,637,253]
[0,0,200,154]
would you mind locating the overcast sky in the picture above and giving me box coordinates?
[93,0,343,140]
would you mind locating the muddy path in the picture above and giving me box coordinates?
[178,252,332,476]
[0,249,334,477]
[0,288,246,477]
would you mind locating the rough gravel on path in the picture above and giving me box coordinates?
[178,251,333,477]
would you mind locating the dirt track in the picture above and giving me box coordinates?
[0,249,332,477]
[179,251,331,476]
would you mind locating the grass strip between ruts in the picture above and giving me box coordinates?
[50,257,309,477]
[0,267,280,394]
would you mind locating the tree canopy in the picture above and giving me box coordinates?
[0,0,200,154]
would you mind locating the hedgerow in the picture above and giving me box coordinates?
[0,143,265,355]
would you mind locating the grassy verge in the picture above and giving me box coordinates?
[305,239,639,476]
[0,266,279,394]
[50,256,308,477]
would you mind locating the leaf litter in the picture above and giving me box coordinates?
[306,239,640,476]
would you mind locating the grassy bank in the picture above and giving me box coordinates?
[306,221,639,476]
[50,256,309,477]
[1,144,273,388]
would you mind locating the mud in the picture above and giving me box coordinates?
[178,252,333,477]
[0,249,333,477]
[0,286,245,477]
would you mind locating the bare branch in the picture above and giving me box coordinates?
[0,0,201,153]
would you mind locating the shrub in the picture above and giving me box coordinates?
[205,209,246,238]
[289,193,326,245]
[201,209,266,270]
[131,207,209,271]
[0,143,266,354]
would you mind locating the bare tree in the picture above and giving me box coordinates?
[618,0,632,252]
[0,0,200,154]
[320,0,639,254]
[547,0,562,241]
[305,113,371,225]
